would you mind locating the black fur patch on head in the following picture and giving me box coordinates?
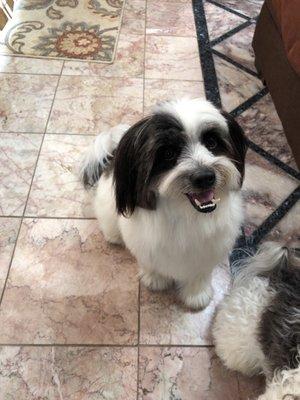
[220,111,247,183]
[259,249,300,373]
[113,113,185,216]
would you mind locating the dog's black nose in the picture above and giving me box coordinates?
[191,168,216,189]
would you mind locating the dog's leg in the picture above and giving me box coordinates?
[94,175,123,245]
[140,270,173,291]
[99,217,123,245]
[178,275,213,309]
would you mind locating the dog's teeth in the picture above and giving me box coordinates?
[195,199,201,207]
[200,203,210,209]
[200,203,216,209]
[193,197,218,210]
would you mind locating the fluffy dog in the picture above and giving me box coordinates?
[213,242,300,399]
[81,98,247,309]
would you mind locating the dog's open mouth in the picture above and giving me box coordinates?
[186,190,220,213]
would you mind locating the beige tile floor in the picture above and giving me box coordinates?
[0,0,296,398]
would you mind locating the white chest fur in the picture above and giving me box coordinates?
[119,192,243,281]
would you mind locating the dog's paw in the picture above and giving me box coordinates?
[140,270,173,291]
[179,283,213,310]
[103,232,124,246]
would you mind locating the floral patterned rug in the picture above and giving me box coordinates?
[0,0,125,62]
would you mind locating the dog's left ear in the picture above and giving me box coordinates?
[222,111,247,183]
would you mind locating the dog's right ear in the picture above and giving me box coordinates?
[221,111,248,184]
[113,117,156,216]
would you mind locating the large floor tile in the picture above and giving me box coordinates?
[0,55,63,75]
[0,74,58,133]
[145,36,202,81]
[212,0,264,18]
[63,34,144,78]
[0,346,137,400]
[26,135,93,218]
[146,0,195,36]
[243,150,299,236]
[214,24,256,71]
[238,94,298,168]
[204,1,246,41]
[47,76,143,134]
[143,79,205,114]
[0,218,20,295]
[214,55,263,111]
[0,133,42,216]
[138,347,240,400]
[121,0,146,35]
[0,219,139,344]
[140,265,230,345]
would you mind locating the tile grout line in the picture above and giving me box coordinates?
[22,61,65,216]
[0,71,62,77]
[236,372,243,400]
[141,33,198,39]
[0,343,138,348]
[136,281,141,399]
[130,30,200,39]
[143,3,146,116]
[139,343,215,348]
[56,77,205,83]
[0,76,205,82]
[0,61,65,309]
[0,343,215,348]
[137,1,147,396]
[0,131,44,136]
[0,216,23,306]
[0,215,97,220]
[0,131,99,136]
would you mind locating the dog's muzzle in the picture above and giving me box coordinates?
[186,168,220,213]
[186,190,220,213]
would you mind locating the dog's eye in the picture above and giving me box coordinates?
[164,148,176,160]
[204,136,218,150]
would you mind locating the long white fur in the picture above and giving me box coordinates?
[86,98,244,309]
[213,242,300,399]
[213,275,273,376]
[258,365,300,400]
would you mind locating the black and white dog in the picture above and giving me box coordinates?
[213,242,300,399]
[81,98,247,309]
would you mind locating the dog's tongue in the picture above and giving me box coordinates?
[191,190,214,204]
